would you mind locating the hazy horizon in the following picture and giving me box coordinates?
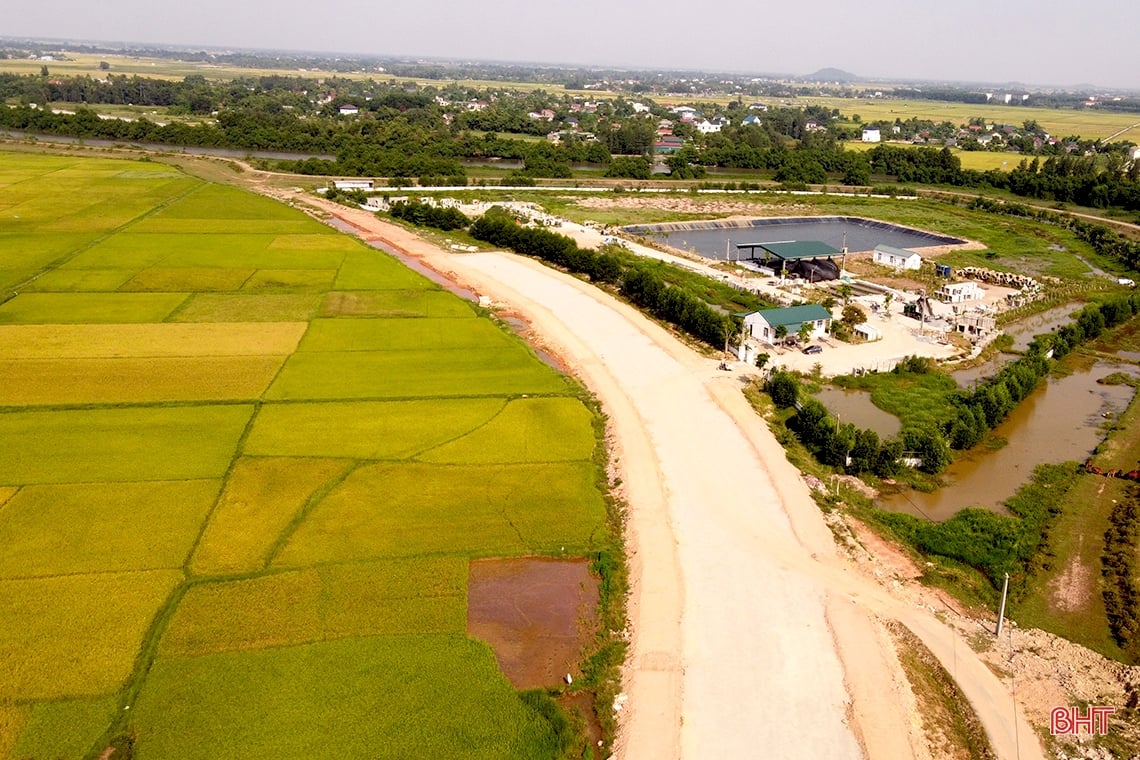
[6,0,1138,91]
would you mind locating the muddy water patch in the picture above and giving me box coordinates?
[467,557,599,689]
[814,387,901,438]
[881,361,1138,521]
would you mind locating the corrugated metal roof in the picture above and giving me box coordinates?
[873,244,921,259]
[737,241,841,259]
[751,304,832,327]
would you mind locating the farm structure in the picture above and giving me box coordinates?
[735,240,845,282]
[872,244,922,271]
[743,304,833,344]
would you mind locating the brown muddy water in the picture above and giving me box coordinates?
[814,387,901,438]
[954,303,1083,388]
[879,361,1138,521]
[466,557,599,689]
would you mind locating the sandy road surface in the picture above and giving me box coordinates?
[287,194,1046,760]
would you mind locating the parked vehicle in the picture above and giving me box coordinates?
[802,344,823,355]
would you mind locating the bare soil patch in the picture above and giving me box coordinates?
[466,557,599,689]
[1048,539,1094,614]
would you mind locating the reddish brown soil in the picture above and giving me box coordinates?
[467,557,599,690]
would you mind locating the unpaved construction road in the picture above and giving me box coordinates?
[288,194,1046,760]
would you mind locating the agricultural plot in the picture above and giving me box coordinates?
[0,355,285,404]
[0,151,609,759]
[265,347,569,399]
[132,636,569,760]
[272,461,605,565]
[0,570,183,699]
[0,481,220,577]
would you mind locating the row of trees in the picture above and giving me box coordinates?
[765,370,945,476]
[387,199,469,231]
[966,196,1140,270]
[468,208,731,346]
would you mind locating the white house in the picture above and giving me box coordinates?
[1130,145,1140,161]
[861,127,881,143]
[333,179,374,191]
[854,322,881,341]
[694,119,722,134]
[743,304,832,344]
[872,244,922,271]
[338,105,360,116]
[934,281,984,303]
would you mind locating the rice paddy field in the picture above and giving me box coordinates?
[0,151,609,759]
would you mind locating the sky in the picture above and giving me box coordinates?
[7,0,1139,90]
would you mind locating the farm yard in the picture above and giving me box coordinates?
[0,153,610,759]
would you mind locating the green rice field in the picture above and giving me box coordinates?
[0,151,608,759]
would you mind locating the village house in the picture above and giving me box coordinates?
[872,244,922,271]
[743,305,833,345]
[338,104,359,116]
[861,127,881,143]
[935,281,984,303]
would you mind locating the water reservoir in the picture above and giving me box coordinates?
[626,216,964,262]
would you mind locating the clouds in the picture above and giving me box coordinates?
[6,0,1138,89]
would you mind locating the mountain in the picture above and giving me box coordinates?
[804,68,858,83]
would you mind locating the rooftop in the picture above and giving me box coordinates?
[736,241,842,260]
[752,304,832,327]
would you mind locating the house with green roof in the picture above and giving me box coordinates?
[743,304,832,344]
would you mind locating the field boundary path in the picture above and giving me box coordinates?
[281,192,1047,760]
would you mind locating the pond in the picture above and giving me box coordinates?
[814,387,902,439]
[625,216,964,262]
[879,360,1137,521]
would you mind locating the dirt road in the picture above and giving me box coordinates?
[288,195,1046,760]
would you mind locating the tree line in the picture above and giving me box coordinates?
[467,208,732,346]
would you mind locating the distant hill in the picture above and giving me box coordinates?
[805,68,858,83]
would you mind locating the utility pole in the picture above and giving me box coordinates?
[996,572,1010,636]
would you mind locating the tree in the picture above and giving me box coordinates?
[837,284,853,305]
[774,324,788,342]
[841,305,867,327]
[797,322,813,345]
[883,292,894,317]
[755,352,770,371]
[765,372,799,408]
[99,61,110,71]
